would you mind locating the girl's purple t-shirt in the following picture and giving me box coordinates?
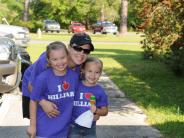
[72,81,108,123]
[22,51,81,97]
[30,68,78,138]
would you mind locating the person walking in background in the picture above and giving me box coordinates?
[27,41,79,138]
[22,33,95,118]
[69,57,109,138]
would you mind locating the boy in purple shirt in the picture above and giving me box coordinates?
[69,57,109,138]
[27,41,79,138]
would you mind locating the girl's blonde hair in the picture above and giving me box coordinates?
[81,56,103,73]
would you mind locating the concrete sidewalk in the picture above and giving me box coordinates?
[96,73,162,138]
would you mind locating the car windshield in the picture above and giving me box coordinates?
[73,23,82,26]
[45,20,57,24]
[103,22,115,27]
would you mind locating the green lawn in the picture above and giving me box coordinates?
[27,33,184,138]
[30,32,143,42]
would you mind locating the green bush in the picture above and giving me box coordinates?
[31,20,44,33]
[14,20,43,33]
[136,1,184,76]
[166,36,184,76]
[15,21,35,30]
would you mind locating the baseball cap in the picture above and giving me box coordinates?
[70,33,94,51]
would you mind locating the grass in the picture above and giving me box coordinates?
[30,32,143,42]
[27,33,184,138]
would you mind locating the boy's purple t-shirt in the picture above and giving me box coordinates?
[72,81,108,123]
[30,68,78,138]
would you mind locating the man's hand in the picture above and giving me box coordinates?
[93,114,100,121]
[27,125,36,138]
[28,82,33,92]
[39,99,60,118]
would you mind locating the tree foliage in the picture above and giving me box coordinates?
[0,0,22,23]
[136,0,184,76]
[0,0,123,30]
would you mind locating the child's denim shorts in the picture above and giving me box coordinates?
[68,123,96,138]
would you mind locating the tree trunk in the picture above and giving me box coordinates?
[100,4,105,21]
[120,0,128,35]
[23,0,29,21]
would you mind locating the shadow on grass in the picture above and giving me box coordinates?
[92,48,184,113]
[155,121,184,138]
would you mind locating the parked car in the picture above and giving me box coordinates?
[0,37,21,93]
[0,33,31,93]
[92,21,118,35]
[68,22,86,33]
[0,24,30,48]
[43,20,60,33]
[0,31,14,39]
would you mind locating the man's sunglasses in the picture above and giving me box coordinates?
[72,46,91,54]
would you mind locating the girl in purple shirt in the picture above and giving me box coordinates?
[69,57,109,138]
[27,42,79,138]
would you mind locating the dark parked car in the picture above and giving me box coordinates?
[92,21,118,35]
[0,35,31,94]
[68,22,86,33]
[43,20,60,33]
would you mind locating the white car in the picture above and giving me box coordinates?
[43,20,60,33]
[92,21,118,35]
[0,24,30,48]
[0,37,21,93]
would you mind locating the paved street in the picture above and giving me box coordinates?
[0,91,29,138]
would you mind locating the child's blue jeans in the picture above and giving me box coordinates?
[68,123,96,138]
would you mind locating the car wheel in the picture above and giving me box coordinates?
[93,30,96,34]
[57,31,60,33]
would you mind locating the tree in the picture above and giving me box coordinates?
[23,0,29,21]
[119,0,128,35]
[100,4,105,21]
[136,0,184,76]
[0,0,24,23]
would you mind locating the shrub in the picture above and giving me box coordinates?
[166,35,184,76]
[14,20,43,33]
[136,1,184,76]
